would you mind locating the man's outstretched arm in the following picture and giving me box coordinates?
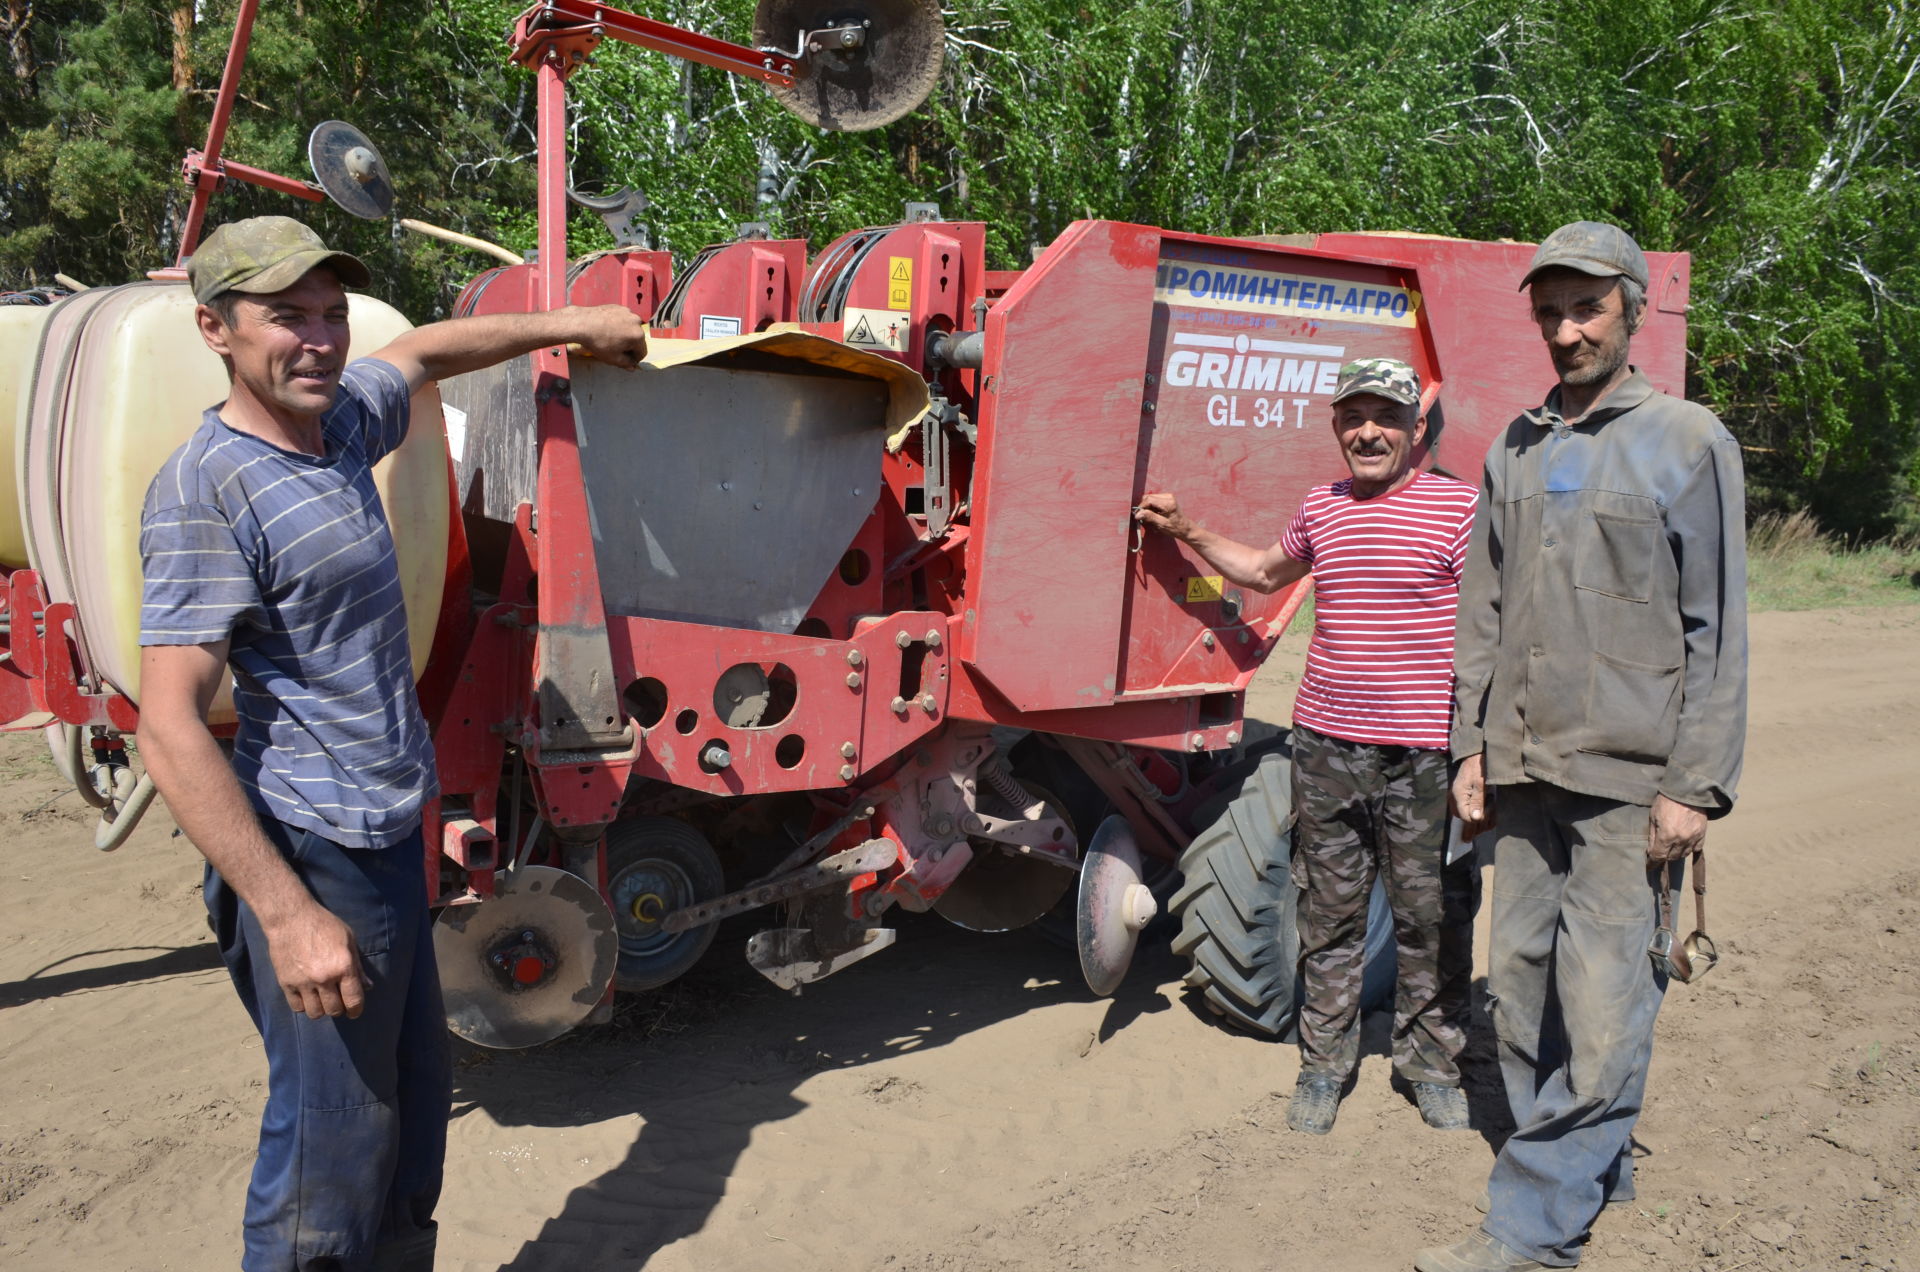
[1135,492,1310,595]
[370,304,652,391]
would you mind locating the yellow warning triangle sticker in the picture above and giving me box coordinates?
[889,258,911,281]
[848,314,878,344]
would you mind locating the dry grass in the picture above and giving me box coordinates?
[1747,510,1920,611]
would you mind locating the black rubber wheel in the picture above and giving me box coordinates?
[1169,752,1394,1036]
[604,816,725,993]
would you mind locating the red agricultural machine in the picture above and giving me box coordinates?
[0,0,1693,1047]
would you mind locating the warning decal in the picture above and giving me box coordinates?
[843,306,908,352]
[887,256,913,310]
[1185,575,1225,603]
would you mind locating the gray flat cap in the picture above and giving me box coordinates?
[1519,221,1650,292]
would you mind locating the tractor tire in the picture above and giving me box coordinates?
[1169,751,1395,1037]
[605,816,725,993]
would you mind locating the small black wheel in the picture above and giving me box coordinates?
[604,817,725,993]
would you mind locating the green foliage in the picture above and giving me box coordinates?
[1748,512,1920,610]
[2,0,1915,531]
[0,1,532,317]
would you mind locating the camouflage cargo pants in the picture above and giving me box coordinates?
[1290,723,1477,1086]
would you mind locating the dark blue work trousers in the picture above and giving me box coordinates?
[205,821,450,1272]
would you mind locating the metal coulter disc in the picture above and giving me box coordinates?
[753,0,945,132]
[1076,814,1156,997]
[933,845,1075,932]
[434,865,618,1049]
[934,779,1076,932]
[307,120,396,220]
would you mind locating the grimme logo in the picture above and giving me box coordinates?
[1160,332,1347,430]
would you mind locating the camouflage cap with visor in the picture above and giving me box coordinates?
[188,215,372,305]
[1330,357,1422,408]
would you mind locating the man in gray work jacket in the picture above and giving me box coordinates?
[1414,222,1747,1272]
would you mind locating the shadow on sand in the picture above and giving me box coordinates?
[0,941,225,1010]
[455,910,1177,1271]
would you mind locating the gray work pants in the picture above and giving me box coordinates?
[1481,782,1679,1267]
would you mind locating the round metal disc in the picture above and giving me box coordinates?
[754,0,945,132]
[434,865,618,1049]
[307,120,396,220]
[1076,814,1149,997]
[713,663,772,728]
[934,845,1075,932]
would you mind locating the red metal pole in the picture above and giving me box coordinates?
[217,158,327,204]
[526,50,631,773]
[536,55,569,312]
[175,0,263,265]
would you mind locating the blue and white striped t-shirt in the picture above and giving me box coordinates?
[139,358,436,850]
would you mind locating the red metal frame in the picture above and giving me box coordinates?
[0,572,138,733]
[648,238,806,338]
[171,0,330,267]
[509,0,796,85]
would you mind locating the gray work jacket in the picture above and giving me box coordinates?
[1451,369,1747,814]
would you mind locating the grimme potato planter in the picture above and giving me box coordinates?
[0,0,1692,1045]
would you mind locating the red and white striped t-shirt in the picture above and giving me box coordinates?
[1279,469,1478,750]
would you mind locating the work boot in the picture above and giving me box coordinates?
[1413,1081,1470,1130]
[1285,1072,1341,1135]
[1412,1230,1548,1272]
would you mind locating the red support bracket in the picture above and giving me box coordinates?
[508,0,796,85]
[27,592,140,732]
[182,151,327,206]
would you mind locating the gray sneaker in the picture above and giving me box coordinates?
[1285,1072,1341,1135]
[1412,1230,1548,1272]
[1413,1081,1470,1130]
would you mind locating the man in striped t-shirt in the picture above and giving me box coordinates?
[135,216,648,1272]
[1138,357,1479,1136]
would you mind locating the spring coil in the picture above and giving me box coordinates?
[979,755,1031,813]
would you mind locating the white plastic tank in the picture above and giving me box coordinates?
[9,282,449,723]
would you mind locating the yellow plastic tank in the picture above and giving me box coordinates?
[11,282,448,723]
[0,304,49,565]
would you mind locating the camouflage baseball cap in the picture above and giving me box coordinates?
[1330,357,1422,407]
[1519,220,1650,291]
[187,215,371,304]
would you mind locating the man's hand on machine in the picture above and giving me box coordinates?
[561,304,650,368]
[261,901,366,1021]
[1135,491,1196,541]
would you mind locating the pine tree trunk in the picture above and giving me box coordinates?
[6,0,37,91]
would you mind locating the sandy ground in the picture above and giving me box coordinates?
[1,605,1916,1272]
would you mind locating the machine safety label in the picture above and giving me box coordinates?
[844,306,908,352]
[887,256,913,309]
[1155,263,1418,327]
[1185,575,1225,603]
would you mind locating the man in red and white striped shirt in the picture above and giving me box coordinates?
[1138,356,1479,1136]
